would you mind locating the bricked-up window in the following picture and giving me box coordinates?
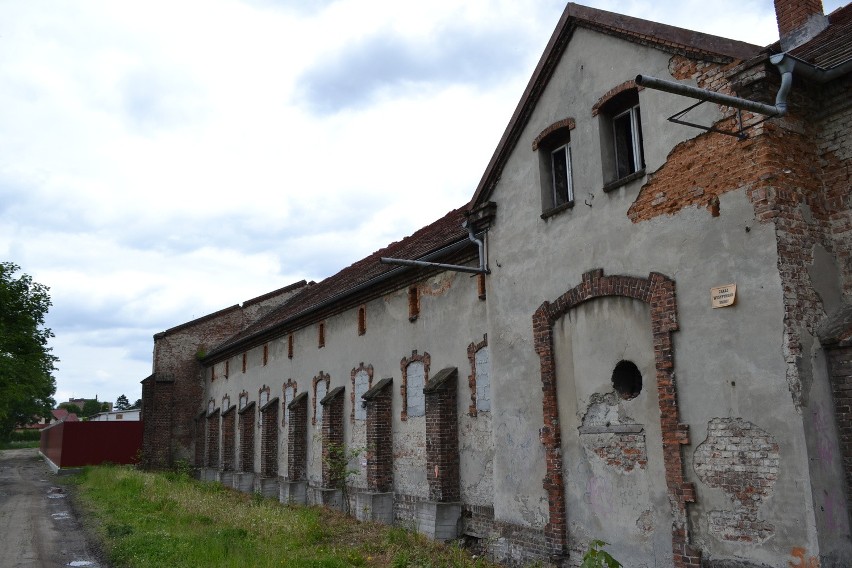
[600,88,645,187]
[242,353,247,373]
[315,380,327,425]
[357,306,366,336]
[354,370,370,421]
[612,360,642,400]
[283,381,296,425]
[318,322,326,348]
[475,346,491,412]
[288,334,294,359]
[224,360,229,379]
[406,361,426,417]
[263,344,269,365]
[408,286,419,322]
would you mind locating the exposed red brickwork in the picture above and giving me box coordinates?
[260,397,279,478]
[694,418,780,543]
[400,351,430,421]
[588,433,647,472]
[146,281,305,470]
[826,346,852,512]
[224,360,229,379]
[424,368,460,502]
[591,79,644,117]
[532,269,698,566]
[466,334,488,417]
[318,322,326,348]
[263,343,269,365]
[312,372,330,426]
[194,412,205,467]
[775,0,825,39]
[287,392,308,481]
[242,353,246,373]
[238,401,255,473]
[288,334,294,359]
[476,273,486,300]
[364,378,393,492]
[350,363,374,423]
[628,57,755,223]
[320,386,345,487]
[141,374,174,469]
[408,286,420,322]
[221,405,235,472]
[531,117,576,151]
[206,408,220,468]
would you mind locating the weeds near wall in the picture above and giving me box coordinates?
[323,442,363,515]
[581,540,622,568]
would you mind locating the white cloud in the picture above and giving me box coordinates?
[1,0,841,405]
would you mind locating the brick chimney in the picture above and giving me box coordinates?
[774,0,828,50]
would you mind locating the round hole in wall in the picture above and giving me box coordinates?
[612,360,642,400]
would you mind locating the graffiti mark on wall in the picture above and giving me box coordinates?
[788,547,818,568]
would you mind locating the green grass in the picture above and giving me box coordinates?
[73,466,499,568]
[0,440,40,449]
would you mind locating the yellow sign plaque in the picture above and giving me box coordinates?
[711,284,737,308]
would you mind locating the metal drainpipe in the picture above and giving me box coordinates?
[463,220,488,274]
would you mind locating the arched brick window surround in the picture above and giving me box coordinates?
[222,394,230,410]
[591,79,644,116]
[312,371,331,426]
[399,350,430,421]
[350,363,374,422]
[466,334,488,417]
[532,269,699,567]
[532,118,576,151]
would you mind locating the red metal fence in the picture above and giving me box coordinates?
[40,420,143,468]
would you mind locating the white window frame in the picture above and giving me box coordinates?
[550,143,574,207]
[612,104,644,179]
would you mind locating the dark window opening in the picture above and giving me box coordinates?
[612,360,642,399]
[288,334,294,359]
[318,322,325,348]
[358,306,366,336]
[550,144,574,207]
[408,286,420,322]
[600,88,645,188]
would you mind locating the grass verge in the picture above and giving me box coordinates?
[73,465,500,568]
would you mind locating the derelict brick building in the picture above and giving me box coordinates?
[142,1,852,566]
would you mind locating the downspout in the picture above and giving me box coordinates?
[464,220,489,274]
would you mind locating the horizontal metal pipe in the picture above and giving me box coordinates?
[635,74,782,117]
[379,257,484,274]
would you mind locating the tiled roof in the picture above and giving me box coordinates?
[566,3,760,62]
[206,207,470,359]
[789,3,852,69]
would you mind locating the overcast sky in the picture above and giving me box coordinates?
[1,0,845,408]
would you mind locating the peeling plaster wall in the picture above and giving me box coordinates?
[553,297,669,566]
[203,268,490,508]
[480,26,833,565]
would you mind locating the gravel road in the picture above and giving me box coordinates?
[0,448,104,567]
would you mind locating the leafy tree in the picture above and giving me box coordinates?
[131,398,142,409]
[58,402,80,415]
[115,394,130,411]
[0,262,57,439]
[81,399,104,418]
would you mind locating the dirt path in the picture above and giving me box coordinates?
[0,448,104,567]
